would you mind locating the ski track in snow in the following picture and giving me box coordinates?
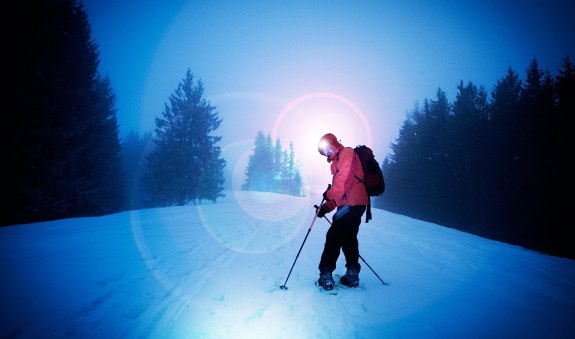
[1,191,575,338]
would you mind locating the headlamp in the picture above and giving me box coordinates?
[319,140,334,157]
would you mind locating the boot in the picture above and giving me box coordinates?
[318,272,335,291]
[340,267,359,287]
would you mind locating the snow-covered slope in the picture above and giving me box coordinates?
[1,191,574,338]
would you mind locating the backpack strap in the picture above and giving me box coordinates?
[365,197,372,223]
[354,174,365,185]
[350,148,371,223]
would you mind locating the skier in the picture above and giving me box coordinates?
[316,133,369,290]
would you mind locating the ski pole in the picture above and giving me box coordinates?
[279,198,325,290]
[318,214,388,286]
[359,254,388,286]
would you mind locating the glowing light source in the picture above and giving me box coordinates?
[271,92,372,193]
[272,91,372,146]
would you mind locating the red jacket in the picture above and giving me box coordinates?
[323,146,369,212]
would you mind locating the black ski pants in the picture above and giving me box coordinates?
[318,204,366,274]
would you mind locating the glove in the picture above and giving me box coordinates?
[315,204,329,218]
[322,184,332,201]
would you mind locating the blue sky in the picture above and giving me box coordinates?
[83,0,574,191]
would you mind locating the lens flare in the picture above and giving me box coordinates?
[271,92,373,194]
[272,92,372,146]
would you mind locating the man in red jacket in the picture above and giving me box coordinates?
[316,133,369,290]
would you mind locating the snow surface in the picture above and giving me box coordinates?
[1,191,574,338]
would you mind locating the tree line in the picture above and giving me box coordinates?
[374,56,572,259]
[2,0,228,225]
[3,0,124,225]
[2,0,302,226]
[3,0,571,261]
[242,130,303,196]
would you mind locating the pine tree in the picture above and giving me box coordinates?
[552,55,572,258]
[2,0,124,225]
[556,55,575,113]
[380,104,424,216]
[449,81,490,231]
[243,131,275,192]
[518,58,561,255]
[415,89,452,222]
[143,69,226,206]
[80,75,125,215]
[379,56,573,259]
[273,137,284,192]
[554,55,573,185]
[285,142,303,196]
[242,131,302,195]
[487,66,523,234]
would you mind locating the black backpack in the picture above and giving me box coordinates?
[353,145,385,222]
[354,145,385,196]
